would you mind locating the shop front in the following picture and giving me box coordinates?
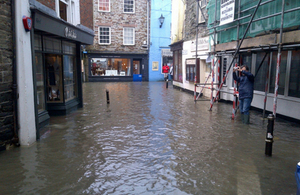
[31,7,94,134]
[87,53,148,82]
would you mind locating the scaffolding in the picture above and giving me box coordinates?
[197,0,300,118]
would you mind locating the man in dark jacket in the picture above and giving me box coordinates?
[233,65,254,124]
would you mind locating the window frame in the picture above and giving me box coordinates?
[98,26,111,45]
[123,0,135,13]
[98,0,111,12]
[123,27,135,45]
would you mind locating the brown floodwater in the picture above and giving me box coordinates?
[0,82,300,195]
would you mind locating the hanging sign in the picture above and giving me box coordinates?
[220,0,235,25]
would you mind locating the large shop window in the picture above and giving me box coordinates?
[91,58,131,76]
[46,55,63,103]
[254,52,269,92]
[289,50,300,98]
[35,35,78,107]
[269,51,287,95]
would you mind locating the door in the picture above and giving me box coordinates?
[133,60,141,75]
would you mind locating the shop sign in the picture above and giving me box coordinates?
[220,0,235,25]
[64,27,77,39]
[186,59,196,65]
[191,37,209,51]
[161,49,173,57]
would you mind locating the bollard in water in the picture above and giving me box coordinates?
[296,162,300,195]
[265,114,274,156]
[106,90,110,104]
[166,79,168,88]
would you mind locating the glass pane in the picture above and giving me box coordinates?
[35,53,45,112]
[43,37,61,53]
[99,0,110,11]
[63,41,76,54]
[254,52,269,92]
[174,51,178,81]
[91,58,131,76]
[64,55,77,101]
[289,50,300,98]
[269,51,287,95]
[46,54,63,102]
[133,60,140,74]
[34,34,42,51]
[124,28,134,45]
[99,27,110,44]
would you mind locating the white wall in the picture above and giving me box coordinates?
[15,1,37,145]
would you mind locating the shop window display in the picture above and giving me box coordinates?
[91,58,131,76]
[46,54,63,102]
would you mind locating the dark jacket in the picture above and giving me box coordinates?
[233,70,254,100]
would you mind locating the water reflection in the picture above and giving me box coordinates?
[0,82,299,194]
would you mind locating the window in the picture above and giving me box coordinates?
[35,52,45,113]
[99,27,111,45]
[173,50,183,82]
[254,52,269,92]
[123,28,135,45]
[269,51,288,95]
[63,56,77,101]
[124,0,134,13]
[59,0,67,21]
[98,0,110,12]
[222,57,227,85]
[205,62,211,72]
[185,59,199,82]
[288,50,300,98]
[198,0,207,23]
[46,54,63,103]
[90,58,131,76]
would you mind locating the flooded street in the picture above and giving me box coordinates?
[1,82,300,195]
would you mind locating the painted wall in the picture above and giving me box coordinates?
[171,0,185,44]
[149,0,172,81]
[15,0,37,146]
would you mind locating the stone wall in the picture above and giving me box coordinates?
[0,0,14,150]
[184,0,209,41]
[89,0,148,54]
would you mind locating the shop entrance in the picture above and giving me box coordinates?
[133,60,141,75]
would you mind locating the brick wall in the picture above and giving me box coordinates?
[184,0,209,41]
[36,0,56,10]
[0,0,14,149]
[80,0,93,30]
[89,0,148,54]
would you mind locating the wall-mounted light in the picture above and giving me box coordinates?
[159,14,165,28]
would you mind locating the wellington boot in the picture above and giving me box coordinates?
[244,114,250,124]
[241,113,244,123]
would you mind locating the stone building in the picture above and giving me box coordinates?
[0,0,94,150]
[171,0,213,98]
[85,0,149,82]
[0,0,16,151]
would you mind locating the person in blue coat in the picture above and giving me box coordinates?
[233,65,254,124]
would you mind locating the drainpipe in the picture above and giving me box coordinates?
[11,0,20,146]
[147,0,149,48]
